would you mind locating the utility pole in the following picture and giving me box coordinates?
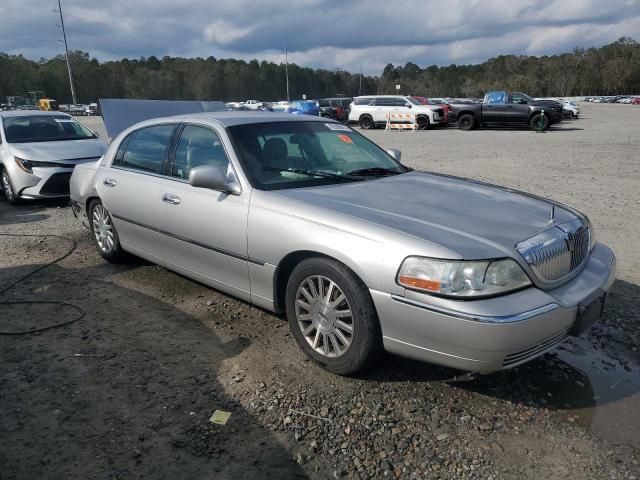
[285,45,290,101]
[359,64,363,96]
[57,0,77,104]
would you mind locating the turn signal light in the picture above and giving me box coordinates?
[398,275,441,292]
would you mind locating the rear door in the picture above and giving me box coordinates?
[153,123,251,299]
[372,97,397,123]
[95,123,177,263]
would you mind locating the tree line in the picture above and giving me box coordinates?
[381,37,640,98]
[1,37,638,104]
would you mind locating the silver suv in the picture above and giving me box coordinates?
[348,95,444,130]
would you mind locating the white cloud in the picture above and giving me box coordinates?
[0,0,638,74]
[204,20,253,45]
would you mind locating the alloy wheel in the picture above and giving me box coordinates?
[92,204,116,254]
[2,171,14,201]
[295,275,354,358]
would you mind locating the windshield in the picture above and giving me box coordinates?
[3,115,96,143]
[407,97,421,105]
[227,121,408,190]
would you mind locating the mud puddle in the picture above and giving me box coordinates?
[551,338,640,447]
[513,336,640,447]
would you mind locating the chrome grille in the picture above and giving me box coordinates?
[516,218,590,283]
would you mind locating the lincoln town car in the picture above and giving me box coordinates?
[70,112,615,375]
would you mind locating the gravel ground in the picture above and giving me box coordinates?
[1,104,639,479]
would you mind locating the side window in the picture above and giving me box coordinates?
[373,97,396,107]
[113,124,175,174]
[113,134,130,165]
[485,92,506,104]
[353,98,372,106]
[510,94,528,105]
[395,99,411,107]
[171,125,230,180]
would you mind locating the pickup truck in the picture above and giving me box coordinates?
[450,91,563,131]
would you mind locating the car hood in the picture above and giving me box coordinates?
[8,138,107,162]
[274,171,578,259]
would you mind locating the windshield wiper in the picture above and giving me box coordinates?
[346,167,406,177]
[263,167,359,182]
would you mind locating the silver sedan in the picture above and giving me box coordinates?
[0,111,106,204]
[70,112,615,375]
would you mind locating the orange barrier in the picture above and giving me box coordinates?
[385,112,417,131]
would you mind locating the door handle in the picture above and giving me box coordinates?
[162,193,181,205]
[103,178,117,187]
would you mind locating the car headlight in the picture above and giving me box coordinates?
[397,257,531,298]
[14,157,61,173]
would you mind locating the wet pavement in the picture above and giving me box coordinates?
[553,338,640,447]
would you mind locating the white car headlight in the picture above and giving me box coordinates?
[397,257,531,298]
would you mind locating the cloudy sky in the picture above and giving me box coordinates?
[2,0,639,74]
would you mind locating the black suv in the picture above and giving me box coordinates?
[317,97,353,123]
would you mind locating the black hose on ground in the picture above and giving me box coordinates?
[0,232,85,335]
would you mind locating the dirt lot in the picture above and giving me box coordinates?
[1,104,639,479]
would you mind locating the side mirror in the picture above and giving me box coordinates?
[386,148,402,162]
[406,104,412,109]
[188,165,241,195]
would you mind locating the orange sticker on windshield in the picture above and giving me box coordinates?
[338,134,353,144]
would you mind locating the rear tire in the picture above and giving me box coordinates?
[285,257,382,376]
[1,169,19,205]
[359,115,374,130]
[88,199,126,262]
[530,114,549,131]
[457,114,476,131]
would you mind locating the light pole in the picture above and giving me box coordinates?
[285,44,290,101]
[57,0,77,104]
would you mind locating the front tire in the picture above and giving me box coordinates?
[530,113,550,131]
[88,199,126,262]
[285,257,382,375]
[1,169,19,205]
[416,115,430,130]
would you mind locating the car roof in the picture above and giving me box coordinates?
[0,110,71,118]
[141,111,334,128]
[354,95,406,98]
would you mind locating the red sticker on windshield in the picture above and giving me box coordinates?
[338,134,353,144]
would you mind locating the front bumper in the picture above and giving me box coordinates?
[10,165,74,199]
[372,243,616,372]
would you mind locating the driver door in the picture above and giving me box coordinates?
[153,123,251,300]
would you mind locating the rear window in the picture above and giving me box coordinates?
[353,98,372,106]
[2,115,96,143]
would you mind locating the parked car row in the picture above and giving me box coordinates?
[59,103,99,116]
[583,96,640,104]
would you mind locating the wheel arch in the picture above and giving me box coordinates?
[85,195,101,218]
[456,109,476,119]
[272,249,372,313]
